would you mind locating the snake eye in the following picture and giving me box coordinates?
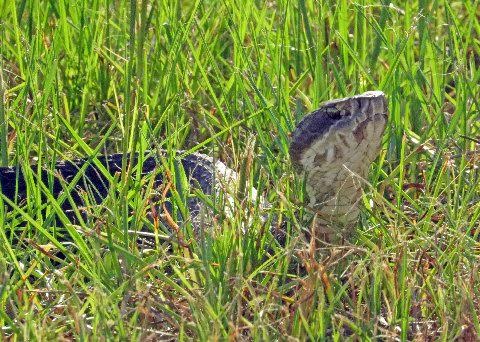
[325,107,344,120]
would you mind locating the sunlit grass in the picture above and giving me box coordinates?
[0,0,479,339]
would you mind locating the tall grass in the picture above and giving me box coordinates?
[0,0,479,340]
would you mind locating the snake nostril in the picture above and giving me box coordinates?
[352,118,369,144]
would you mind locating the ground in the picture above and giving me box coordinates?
[0,0,479,340]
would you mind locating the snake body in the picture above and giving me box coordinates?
[0,91,388,241]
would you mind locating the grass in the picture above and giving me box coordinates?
[0,0,479,339]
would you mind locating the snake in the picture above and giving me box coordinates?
[0,91,388,243]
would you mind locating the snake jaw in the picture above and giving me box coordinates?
[289,91,388,241]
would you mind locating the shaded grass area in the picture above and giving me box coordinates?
[0,0,479,339]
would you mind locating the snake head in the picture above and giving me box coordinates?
[289,91,388,241]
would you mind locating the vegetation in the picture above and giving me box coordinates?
[0,0,479,339]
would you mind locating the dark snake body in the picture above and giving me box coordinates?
[0,152,217,224]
